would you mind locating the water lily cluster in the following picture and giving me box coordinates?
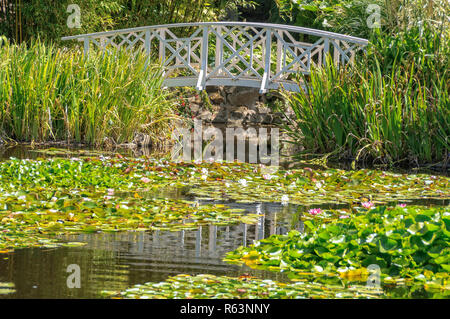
[224,205,450,295]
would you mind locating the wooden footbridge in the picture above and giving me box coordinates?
[62,22,368,93]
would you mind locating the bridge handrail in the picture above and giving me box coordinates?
[62,21,368,93]
[61,21,369,45]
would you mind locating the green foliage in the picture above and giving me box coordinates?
[102,273,384,299]
[281,17,449,166]
[274,0,449,39]
[1,156,448,208]
[0,40,176,145]
[225,205,450,289]
[1,0,259,44]
[0,157,260,251]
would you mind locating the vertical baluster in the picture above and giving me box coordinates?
[334,39,340,66]
[159,29,166,64]
[83,37,90,55]
[215,26,222,76]
[175,40,181,66]
[144,30,151,67]
[276,30,283,74]
[260,28,271,93]
[323,37,329,66]
[159,29,166,77]
[144,29,151,54]
[196,25,208,90]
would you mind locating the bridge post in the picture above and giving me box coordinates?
[144,29,151,66]
[83,37,90,55]
[215,26,222,76]
[323,37,329,66]
[159,29,166,77]
[144,29,151,54]
[260,28,272,94]
[159,29,166,63]
[276,31,282,74]
[196,25,209,91]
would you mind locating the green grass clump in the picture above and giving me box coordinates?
[0,39,177,146]
[281,23,449,166]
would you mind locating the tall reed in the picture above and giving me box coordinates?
[0,39,177,146]
[281,30,449,166]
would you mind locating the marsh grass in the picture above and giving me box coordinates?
[0,39,178,146]
[281,46,449,165]
[280,2,449,167]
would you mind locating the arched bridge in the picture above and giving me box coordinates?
[62,22,368,93]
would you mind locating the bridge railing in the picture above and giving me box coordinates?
[62,22,368,93]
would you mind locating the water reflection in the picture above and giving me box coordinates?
[0,202,298,298]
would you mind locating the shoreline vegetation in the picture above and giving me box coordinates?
[0,39,178,148]
[277,0,449,169]
[0,0,448,170]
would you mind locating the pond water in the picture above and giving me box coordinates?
[0,200,302,298]
[0,145,448,299]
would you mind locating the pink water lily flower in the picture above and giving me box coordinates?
[308,208,322,215]
[263,174,275,180]
[339,215,350,219]
[398,203,407,208]
[361,201,375,209]
[140,177,151,183]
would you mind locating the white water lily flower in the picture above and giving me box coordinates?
[201,168,208,175]
[238,179,248,187]
[281,195,289,205]
[201,174,207,181]
[18,195,26,200]
[225,182,230,188]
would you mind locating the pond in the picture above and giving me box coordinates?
[0,201,300,298]
[0,145,448,299]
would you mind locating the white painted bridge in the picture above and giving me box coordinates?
[62,22,368,93]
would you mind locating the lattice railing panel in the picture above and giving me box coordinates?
[208,25,266,81]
